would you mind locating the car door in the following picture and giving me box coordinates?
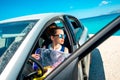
[45,16,120,80]
[63,15,90,80]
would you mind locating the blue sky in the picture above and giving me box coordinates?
[0,0,120,20]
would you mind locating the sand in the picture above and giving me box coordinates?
[89,35,120,80]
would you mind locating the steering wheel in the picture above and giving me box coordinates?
[24,56,45,79]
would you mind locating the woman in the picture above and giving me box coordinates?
[31,26,69,73]
[32,26,69,59]
[43,26,69,53]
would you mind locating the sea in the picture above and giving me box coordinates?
[80,13,120,36]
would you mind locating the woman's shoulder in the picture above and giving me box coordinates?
[64,46,69,53]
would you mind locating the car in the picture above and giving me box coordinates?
[0,13,91,80]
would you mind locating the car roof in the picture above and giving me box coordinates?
[0,13,65,24]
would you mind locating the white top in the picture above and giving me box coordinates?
[48,44,62,51]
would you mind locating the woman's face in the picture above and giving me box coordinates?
[51,29,65,45]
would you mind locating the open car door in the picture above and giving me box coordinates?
[43,16,120,80]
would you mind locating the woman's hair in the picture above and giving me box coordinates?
[49,27,63,36]
[42,24,63,47]
[45,23,63,37]
[45,23,57,37]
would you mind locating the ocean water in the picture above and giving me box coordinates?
[80,13,120,36]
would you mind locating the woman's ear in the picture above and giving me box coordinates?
[51,36,54,41]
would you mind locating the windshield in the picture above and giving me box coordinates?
[0,20,37,73]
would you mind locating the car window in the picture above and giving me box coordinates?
[0,21,37,74]
[67,16,83,42]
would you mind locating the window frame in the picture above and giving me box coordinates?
[66,15,84,43]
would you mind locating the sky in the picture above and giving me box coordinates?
[0,0,120,20]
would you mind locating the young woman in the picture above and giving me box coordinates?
[43,26,69,53]
[32,25,69,61]
[31,26,70,78]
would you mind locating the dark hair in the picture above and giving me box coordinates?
[49,27,63,36]
[45,23,57,37]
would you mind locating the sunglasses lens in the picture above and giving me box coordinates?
[59,34,65,38]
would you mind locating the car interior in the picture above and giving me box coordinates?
[20,21,77,79]
[32,22,72,53]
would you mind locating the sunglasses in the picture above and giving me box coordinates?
[53,34,66,39]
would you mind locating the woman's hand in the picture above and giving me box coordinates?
[31,54,40,60]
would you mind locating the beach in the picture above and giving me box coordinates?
[89,35,120,80]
